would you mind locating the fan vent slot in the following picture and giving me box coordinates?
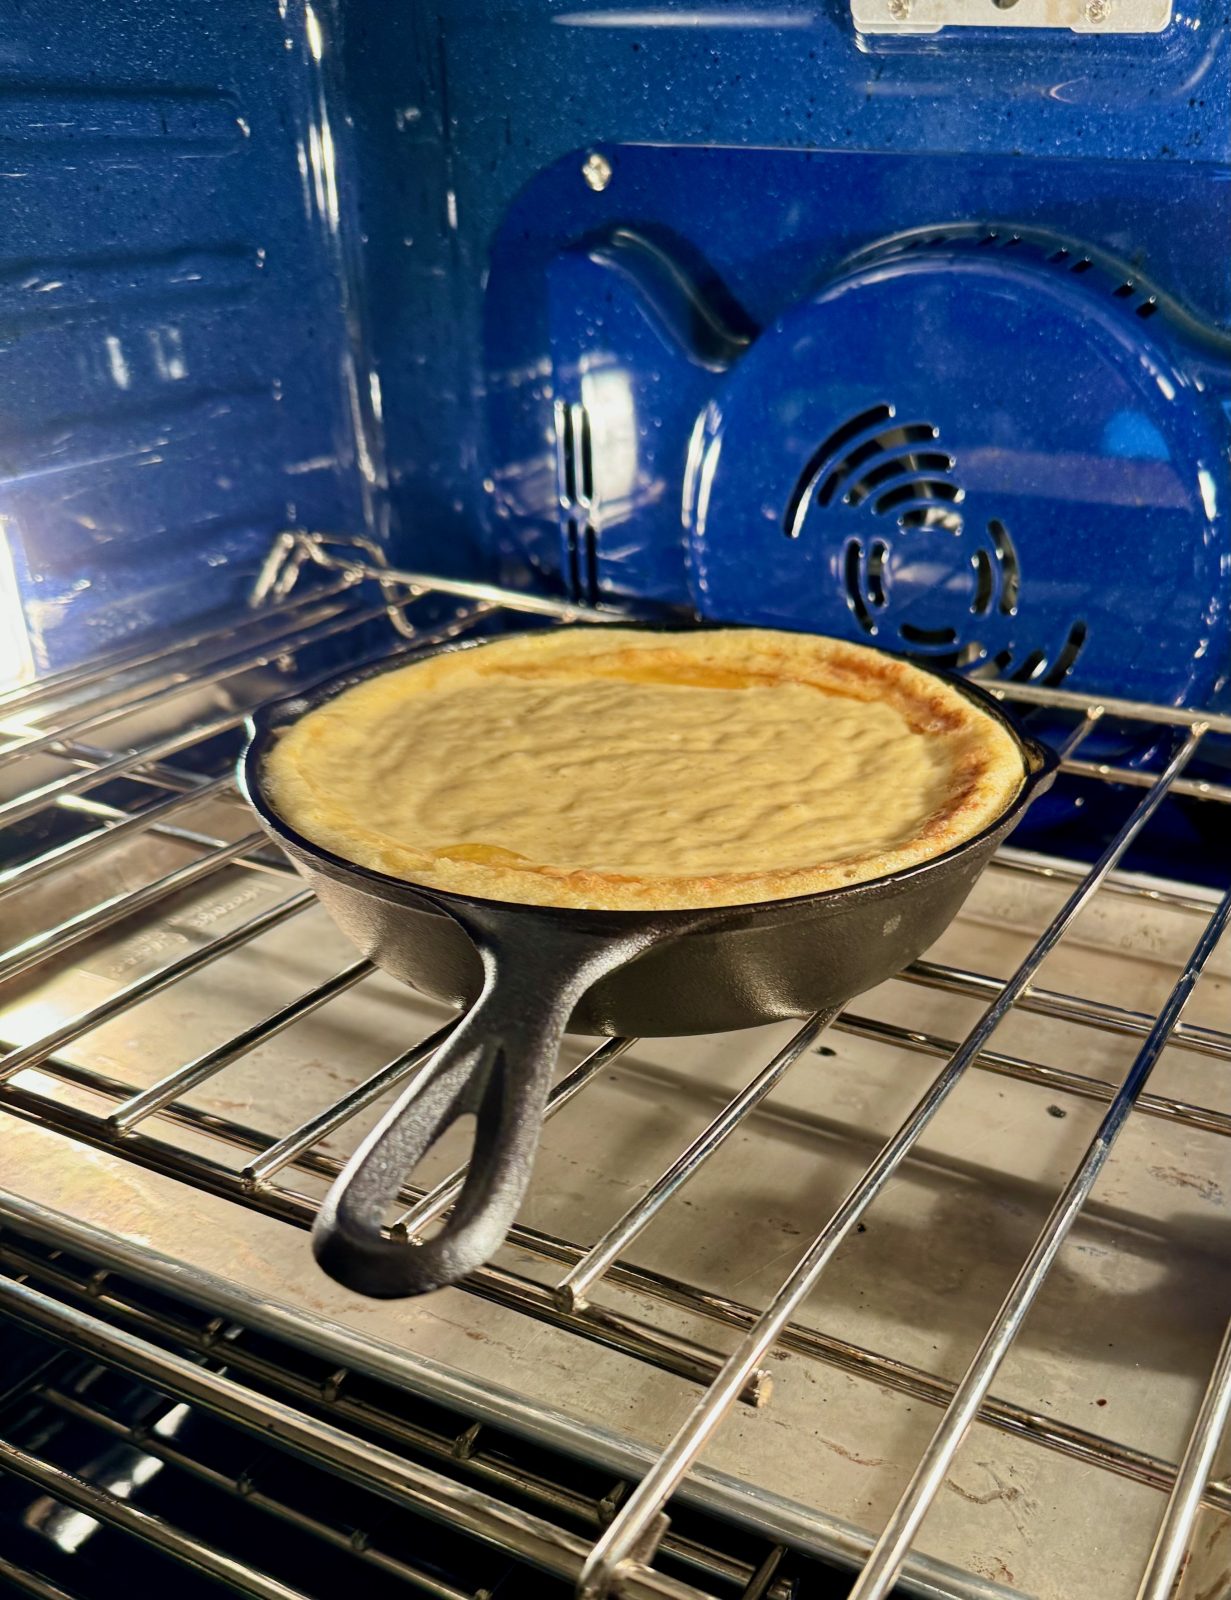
[1014,649,1048,681]
[972,548,995,615]
[900,505,964,534]
[784,409,949,538]
[866,540,888,607]
[988,519,1020,615]
[975,621,1087,688]
[1043,620,1088,686]
[874,479,961,517]
[809,403,895,478]
[819,425,937,508]
[899,622,959,646]
[783,404,899,537]
[845,451,954,507]
[843,539,876,635]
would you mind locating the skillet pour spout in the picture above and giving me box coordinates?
[240,639,1057,1298]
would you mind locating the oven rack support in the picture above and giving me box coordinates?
[1,547,1228,1600]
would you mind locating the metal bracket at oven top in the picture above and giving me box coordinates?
[852,0,1172,32]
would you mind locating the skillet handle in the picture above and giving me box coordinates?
[312,916,651,1297]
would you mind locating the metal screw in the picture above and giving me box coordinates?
[1085,0,1111,19]
[582,151,613,192]
[887,0,912,18]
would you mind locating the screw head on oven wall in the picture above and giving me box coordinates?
[1085,0,1112,19]
[582,151,613,192]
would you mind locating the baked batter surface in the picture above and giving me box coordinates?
[263,627,1024,909]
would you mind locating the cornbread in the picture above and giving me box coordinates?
[263,627,1024,910]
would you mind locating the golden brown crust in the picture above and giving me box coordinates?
[263,626,1025,910]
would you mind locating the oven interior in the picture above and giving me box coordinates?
[0,4,1229,1599]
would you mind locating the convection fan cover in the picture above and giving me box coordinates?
[685,230,1229,704]
[533,220,1230,707]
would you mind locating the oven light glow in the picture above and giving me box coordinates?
[305,2,324,61]
[0,524,32,689]
[24,1451,165,1553]
[104,333,131,391]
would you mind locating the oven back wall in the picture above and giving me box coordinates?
[4,0,1228,675]
[339,0,1231,624]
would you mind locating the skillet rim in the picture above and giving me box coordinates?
[238,618,1058,927]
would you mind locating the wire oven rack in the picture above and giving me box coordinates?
[0,532,1228,1600]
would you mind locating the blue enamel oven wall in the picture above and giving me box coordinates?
[0,0,373,671]
[2,1,1228,690]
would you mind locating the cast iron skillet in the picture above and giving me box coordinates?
[240,627,1056,1298]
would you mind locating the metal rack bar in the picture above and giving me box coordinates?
[1052,710,1102,761]
[242,1021,459,1186]
[995,846,1222,917]
[0,1234,794,1600]
[743,1548,788,1600]
[289,530,630,625]
[43,798,270,864]
[1061,756,1231,805]
[0,1072,766,1402]
[37,1387,487,1600]
[578,727,1207,1599]
[0,892,314,1081]
[0,577,354,720]
[0,597,389,766]
[848,882,1231,1600]
[1133,1318,1231,1600]
[0,1434,309,1600]
[903,958,1231,1063]
[0,707,249,831]
[993,677,1231,735]
[555,1012,834,1313]
[833,1009,1231,1137]
[0,831,267,989]
[392,1036,635,1238]
[55,740,231,793]
[3,989,1220,1502]
[0,772,237,903]
[0,1273,710,1600]
[108,959,376,1131]
[0,1554,80,1600]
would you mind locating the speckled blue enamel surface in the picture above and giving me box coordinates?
[1,0,1228,695]
[521,215,1231,702]
[0,2,377,670]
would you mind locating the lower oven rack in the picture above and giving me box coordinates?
[0,536,1228,1600]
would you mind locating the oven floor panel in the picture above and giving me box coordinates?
[3,848,1228,1600]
